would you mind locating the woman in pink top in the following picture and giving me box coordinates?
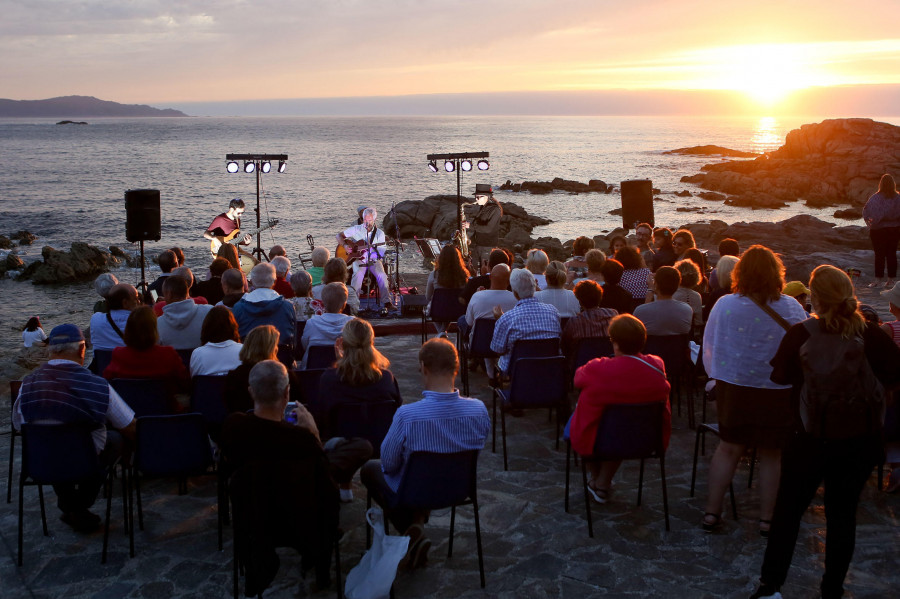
[569,314,672,503]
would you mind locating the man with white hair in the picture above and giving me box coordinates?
[490,268,561,374]
[336,206,392,309]
[300,282,352,367]
[270,256,294,298]
[232,262,297,349]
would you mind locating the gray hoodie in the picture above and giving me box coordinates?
[158,300,214,350]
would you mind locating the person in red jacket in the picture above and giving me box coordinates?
[569,313,672,503]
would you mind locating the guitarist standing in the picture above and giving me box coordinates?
[336,207,392,310]
[203,199,252,247]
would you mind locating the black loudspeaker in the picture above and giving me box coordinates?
[620,179,654,229]
[125,189,161,242]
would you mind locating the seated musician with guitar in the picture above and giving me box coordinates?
[336,207,392,310]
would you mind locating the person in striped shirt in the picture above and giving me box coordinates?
[361,337,490,570]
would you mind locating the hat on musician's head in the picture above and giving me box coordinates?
[783,281,810,298]
[48,324,84,346]
[475,183,493,195]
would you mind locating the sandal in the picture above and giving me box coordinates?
[758,519,772,538]
[586,482,609,504]
[701,512,722,533]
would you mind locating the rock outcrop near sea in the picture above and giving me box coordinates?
[681,118,900,209]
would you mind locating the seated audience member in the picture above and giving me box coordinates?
[535,261,581,318]
[192,257,230,305]
[307,247,330,287]
[672,229,696,261]
[103,306,189,407]
[650,228,677,272]
[425,245,469,333]
[616,246,652,302]
[224,325,300,414]
[301,282,353,368]
[361,338,490,570]
[190,306,243,377]
[220,268,246,308]
[269,244,286,259]
[464,264,518,337]
[289,270,322,321]
[709,238,740,291]
[568,314,671,503]
[461,248,513,306]
[92,273,118,313]
[599,259,632,314]
[271,256,295,298]
[634,222,655,269]
[157,276,214,350]
[491,268,561,374]
[565,236,595,282]
[704,255,739,322]
[14,324,136,532]
[562,279,618,358]
[783,280,811,312]
[683,248,710,294]
[525,249,550,290]
[169,247,185,268]
[608,235,628,256]
[216,243,242,272]
[673,259,704,330]
[89,283,141,351]
[232,263,297,352]
[220,360,352,593]
[568,249,605,288]
[23,316,48,348]
[152,266,210,316]
[148,249,178,295]
[634,266,693,336]
[312,258,360,315]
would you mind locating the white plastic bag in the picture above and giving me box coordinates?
[344,507,410,599]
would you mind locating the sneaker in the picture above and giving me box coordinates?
[586,484,609,504]
[749,585,782,599]
[339,488,354,503]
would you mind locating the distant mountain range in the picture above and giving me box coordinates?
[0,95,188,117]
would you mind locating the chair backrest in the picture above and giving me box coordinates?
[109,378,171,418]
[331,399,398,456]
[135,413,213,477]
[573,337,615,371]
[293,321,308,359]
[392,450,478,510]
[592,402,665,460]
[559,317,570,332]
[294,368,327,407]
[306,345,336,369]
[190,375,228,426]
[508,337,561,366]
[89,349,113,376]
[506,356,568,408]
[430,287,466,322]
[10,380,22,420]
[21,422,102,484]
[643,334,690,378]
[176,348,194,370]
[469,318,497,358]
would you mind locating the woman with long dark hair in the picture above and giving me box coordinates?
[22,316,48,347]
[425,245,469,333]
[862,173,900,288]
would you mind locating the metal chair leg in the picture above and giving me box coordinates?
[564,441,571,513]
[102,470,113,564]
[473,497,485,588]
[581,460,593,538]
[501,408,508,471]
[38,484,48,536]
[6,432,15,504]
[448,505,456,558]
[660,456,670,532]
[637,459,645,506]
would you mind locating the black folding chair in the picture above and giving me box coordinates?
[306,345,337,370]
[422,287,465,344]
[109,378,171,418]
[459,318,497,396]
[644,334,693,427]
[7,380,22,503]
[331,399,398,459]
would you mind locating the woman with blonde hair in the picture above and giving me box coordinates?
[701,246,809,535]
[862,173,900,288]
[525,249,550,290]
[750,265,900,599]
[225,325,299,413]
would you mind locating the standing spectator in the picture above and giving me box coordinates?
[634,267,693,336]
[190,306,244,377]
[491,269,561,374]
[89,283,141,351]
[862,173,900,288]
[701,246,809,535]
[22,316,48,347]
[535,261,581,318]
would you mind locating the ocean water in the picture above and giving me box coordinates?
[1,114,897,361]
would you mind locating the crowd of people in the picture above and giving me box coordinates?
[13,174,900,598]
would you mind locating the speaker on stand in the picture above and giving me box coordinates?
[125,189,161,299]
[620,179,654,230]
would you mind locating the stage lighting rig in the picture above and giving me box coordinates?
[426,151,490,234]
[224,152,288,261]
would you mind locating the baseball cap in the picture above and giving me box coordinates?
[48,324,85,345]
[882,282,900,307]
[783,281,810,298]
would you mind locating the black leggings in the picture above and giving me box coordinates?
[869,226,900,278]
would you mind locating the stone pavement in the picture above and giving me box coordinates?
[1,332,898,599]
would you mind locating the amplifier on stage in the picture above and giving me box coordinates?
[400,292,428,316]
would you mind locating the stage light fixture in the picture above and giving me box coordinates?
[461,159,472,172]
[278,160,287,173]
[444,160,455,172]
[244,161,255,173]
[477,159,490,171]
[226,161,240,173]
[261,161,271,173]
[428,160,438,173]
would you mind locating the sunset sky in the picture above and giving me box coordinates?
[2,0,899,115]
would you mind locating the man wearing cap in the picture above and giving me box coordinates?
[783,280,811,313]
[469,184,503,272]
[13,324,136,533]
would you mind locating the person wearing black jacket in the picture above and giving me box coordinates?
[470,186,503,272]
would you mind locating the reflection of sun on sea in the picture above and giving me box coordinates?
[751,116,783,154]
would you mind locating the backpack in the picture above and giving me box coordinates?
[798,319,884,440]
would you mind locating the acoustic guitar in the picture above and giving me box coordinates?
[209,219,279,258]
[336,239,386,266]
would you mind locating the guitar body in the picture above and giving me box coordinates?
[335,244,351,263]
[337,239,385,266]
[208,219,279,259]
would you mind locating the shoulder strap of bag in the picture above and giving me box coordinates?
[622,354,667,378]
[106,311,125,340]
[748,296,792,332]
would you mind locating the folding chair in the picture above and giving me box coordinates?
[368,450,485,588]
[459,318,497,396]
[492,356,569,470]
[88,349,113,376]
[176,348,194,371]
[563,402,670,536]
[421,287,465,344]
[644,334,693,427]
[190,375,228,432]
[7,380,22,503]
[109,378,171,418]
[571,336,615,373]
[331,399,398,459]
[306,345,337,370]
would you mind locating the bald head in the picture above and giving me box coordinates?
[490,263,511,290]
[107,283,140,311]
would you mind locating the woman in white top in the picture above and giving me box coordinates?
[22,316,48,347]
[535,261,581,318]
[189,306,243,377]
[525,249,549,290]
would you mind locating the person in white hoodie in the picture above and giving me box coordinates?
[190,306,243,377]
[157,276,214,350]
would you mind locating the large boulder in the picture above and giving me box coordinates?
[11,230,37,245]
[24,242,118,284]
[0,235,12,249]
[683,119,900,208]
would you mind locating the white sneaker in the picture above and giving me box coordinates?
[339,488,353,503]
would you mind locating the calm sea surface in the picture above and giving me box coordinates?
[1,115,897,354]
